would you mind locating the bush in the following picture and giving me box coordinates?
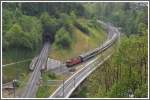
[58,13,75,36]
[70,11,77,23]
[5,23,24,48]
[55,27,72,49]
[74,21,90,35]
[19,15,42,49]
[48,73,56,79]
[59,13,74,28]
[4,16,42,50]
[40,12,58,32]
[134,84,148,98]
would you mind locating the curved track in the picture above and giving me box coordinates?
[21,21,119,98]
[50,21,120,98]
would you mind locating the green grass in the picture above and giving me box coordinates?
[2,48,39,64]
[36,85,58,98]
[2,61,30,83]
[2,48,39,83]
[41,71,64,81]
[49,18,106,61]
[36,71,65,98]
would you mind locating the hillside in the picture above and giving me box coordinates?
[2,2,148,98]
[71,32,148,98]
[70,3,148,98]
[49,18,106,61]
[2,2,106,83]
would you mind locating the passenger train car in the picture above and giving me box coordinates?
[66,26,118,67]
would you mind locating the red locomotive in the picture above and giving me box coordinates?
[66,56,82,67]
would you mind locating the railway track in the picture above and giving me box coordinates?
[21,42,50,98]
[50,21,120,98]
[21,21,118,98]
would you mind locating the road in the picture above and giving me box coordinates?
[50,21,120,98]
[21,42,50,98]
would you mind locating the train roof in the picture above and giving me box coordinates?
[79,47,100,58]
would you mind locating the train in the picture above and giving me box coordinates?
[29,41,50,71]
[66,26,118,67]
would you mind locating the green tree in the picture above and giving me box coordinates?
[5,23,24,48]
[55,27,72,49]
[40,12,59,42]
[19,15,42,49]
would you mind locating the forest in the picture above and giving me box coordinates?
[2,2,148,98]
[3,2,147,50]
[71,2,148,98]
[2,3,88,83]
[2,3,85,51]
[71,32,148,98]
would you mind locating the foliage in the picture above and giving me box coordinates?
[36,86,50,98]
[2,2,106,88]
[134,83,148,98]
[3,8,42,50]
[19,15,42,49]
[72,32,148,98]
[55,27,72,49]
[4,23,23,48]
[2,2,85,50]
[40,12,59,42]
[36,71,64,98]
[74,21,90,35]
[59,13,73,27]
[3,4,148,98]
[84,2,148,36]
[40,12,58,33]
[49,20,106,61]
[48,72,56,79]
[4,2,85,17]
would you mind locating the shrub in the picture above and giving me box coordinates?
[59,13,73,27]
[3,10,42,50]
[48,73,56,79]
[74,21,90,35]
[55,27,72,49]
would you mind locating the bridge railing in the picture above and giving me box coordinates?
[50,54,104,98]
